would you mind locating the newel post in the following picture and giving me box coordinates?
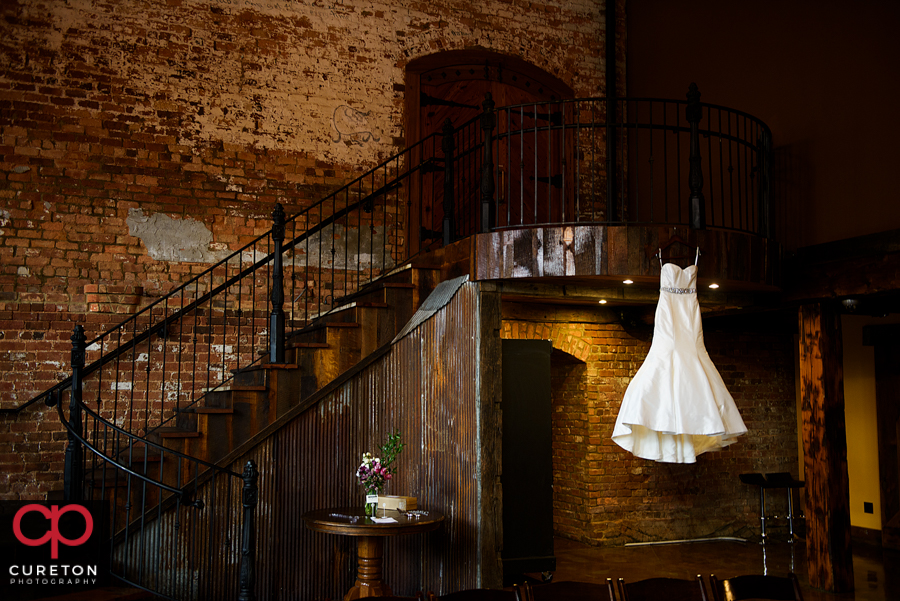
[64,325,86,502]
[442,118,455,246]
[686,83,706,229]
[237,460,259,601]
[480,92,496,233]
[269,203,286,364]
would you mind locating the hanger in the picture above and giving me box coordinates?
[652,235,702,267]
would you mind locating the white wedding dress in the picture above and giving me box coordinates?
[611,263,747,463]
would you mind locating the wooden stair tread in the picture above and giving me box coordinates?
[239,363,299,372]
[231,384,267,391]
[156,428,200,438]
[193,407,234,414]
[286,320,361,337]
[382,282,416,288]
[286,341,330,349]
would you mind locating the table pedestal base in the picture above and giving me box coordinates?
[344,536,392,600]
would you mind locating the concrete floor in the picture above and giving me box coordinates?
[536,536,898,601]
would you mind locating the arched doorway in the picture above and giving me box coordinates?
[405,49,575,253]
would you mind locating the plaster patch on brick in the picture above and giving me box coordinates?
[127,209,231,263]
[0,209,10,227]
[290,223,395,270]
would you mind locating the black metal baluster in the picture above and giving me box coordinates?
[677,99,683,222]
[129,317,138,433]
[718,109,726,227]
[634,99,640,220]
[574,102,581,222]
[442,119,455,245]
[606,98,617,221]
[663,101,670,222]
[619,98,625,223]
[727,110,735,227]
[207,270,214,393]
[64,325,86,501]
[238,460,259,601]
[743,115,751,231]
[519,105,525,226]
[686,83,705,229]
[289,217,296,330]
[758,125,772,237]
[648,100,655,223]
[191,279,200,406]
[137,443,148,585]
[269,203,286,364]
[480,92,496,232]
[221,260,227,385]
[591,101,597,221]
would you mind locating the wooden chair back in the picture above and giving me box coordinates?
[428,589,516,601]
[616,575,709,601]
[709,573,803,601]
[517,580,615,600]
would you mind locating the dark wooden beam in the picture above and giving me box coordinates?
[786,228,900,301]
[798,302,854,592]
[477,282,504,588]
[473,226,781,291]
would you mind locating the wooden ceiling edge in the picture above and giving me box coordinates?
[471,226,781,290]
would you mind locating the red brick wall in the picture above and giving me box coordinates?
[502,311,798,546]
[0,0,616,499]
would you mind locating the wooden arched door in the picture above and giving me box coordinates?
[405,50,574,252]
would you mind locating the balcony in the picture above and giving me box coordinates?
[410,85,779,309]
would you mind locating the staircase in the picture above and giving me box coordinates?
[56,259,447,601]
[144,263,442,467]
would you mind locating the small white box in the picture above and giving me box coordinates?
[377,495,417,511]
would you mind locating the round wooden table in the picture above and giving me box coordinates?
[302,506,444,600]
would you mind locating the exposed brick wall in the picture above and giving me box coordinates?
[0,0,617,499]
[502,311,798,546]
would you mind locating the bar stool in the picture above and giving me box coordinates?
[765,472,805,543]
[739,473,771,543]
[739,472,805,544]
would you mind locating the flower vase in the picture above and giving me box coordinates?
[365,493,378,517]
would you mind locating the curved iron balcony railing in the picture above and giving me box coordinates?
[422,85,772,245]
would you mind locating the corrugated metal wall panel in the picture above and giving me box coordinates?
[213,281,482,600]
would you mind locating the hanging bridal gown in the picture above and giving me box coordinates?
[611,263,747,463]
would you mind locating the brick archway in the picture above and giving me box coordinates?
[500,321,591,363]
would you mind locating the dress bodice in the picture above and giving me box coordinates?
[653,263,701,351]
[660,262,698,290]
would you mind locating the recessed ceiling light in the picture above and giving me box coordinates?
[599,299,607,304]
[623,279,633,285]
[709,283,719,289]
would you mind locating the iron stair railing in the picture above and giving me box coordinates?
[54,324,259,600]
